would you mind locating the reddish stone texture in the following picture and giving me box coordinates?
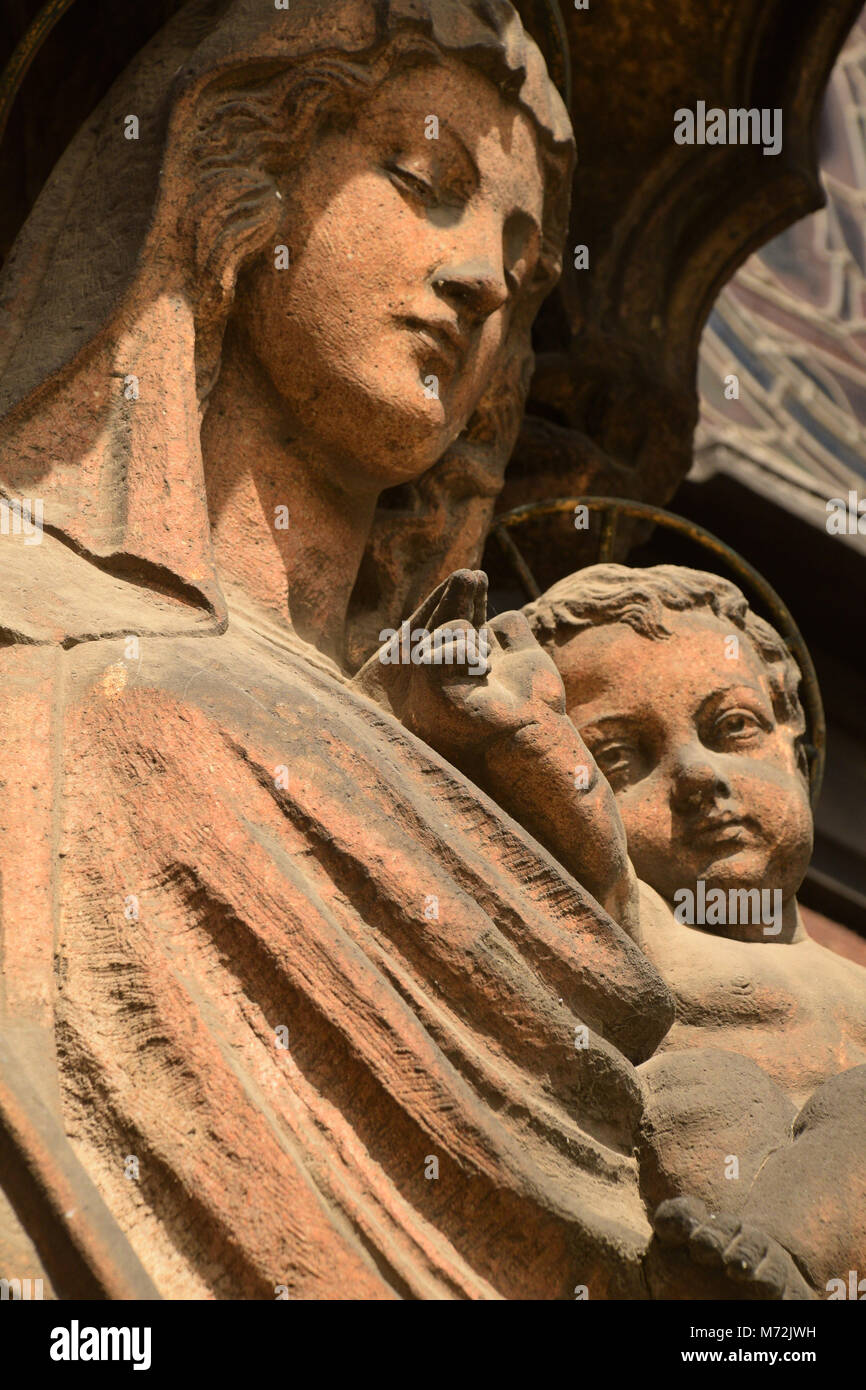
[0,0,861,1303]
[0,0,667,1301]
[519,563,866,1295]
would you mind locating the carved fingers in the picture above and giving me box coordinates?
[408,568,488,633]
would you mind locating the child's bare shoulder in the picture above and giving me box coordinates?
[636,880,866,1032]
[797,926,866,990]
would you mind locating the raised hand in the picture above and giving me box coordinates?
[351,568,489,728]
[401,606,568,765]
[353,571,636,929]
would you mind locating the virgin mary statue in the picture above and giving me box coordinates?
[0,0,673,1299]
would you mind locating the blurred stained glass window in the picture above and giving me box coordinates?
[695,15,866,529]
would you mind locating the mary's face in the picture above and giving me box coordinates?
[234,57,548,485]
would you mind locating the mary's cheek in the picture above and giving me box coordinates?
[450,320,505,415]
[478,309,508,363]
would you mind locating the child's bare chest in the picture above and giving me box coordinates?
[641,910,866,1098]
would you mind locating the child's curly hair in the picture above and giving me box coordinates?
[523,563,806,738]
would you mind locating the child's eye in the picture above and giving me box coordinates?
[713,710,763,743]
[594,742,637,785]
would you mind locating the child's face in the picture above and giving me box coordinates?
[555,612,813,912]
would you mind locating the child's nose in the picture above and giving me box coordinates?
[669,747,730,814]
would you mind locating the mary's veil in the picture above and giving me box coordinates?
[0,0,572,644]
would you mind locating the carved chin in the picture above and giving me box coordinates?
[331,386,457,481]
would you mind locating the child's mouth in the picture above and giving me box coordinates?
[690,813,754,847]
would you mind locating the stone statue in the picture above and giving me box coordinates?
[370,558,866,1298]
[521,565,866,1298]
[0,0,678,1300]
[4,0,853,1304]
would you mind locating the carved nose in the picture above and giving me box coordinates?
[669,751,730,815]
[432,262,509,325]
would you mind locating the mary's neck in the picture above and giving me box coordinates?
[201,325,379,666]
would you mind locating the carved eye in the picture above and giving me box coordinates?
[386,162,437,205]
[712,709,764,744]
[593,741,637,786]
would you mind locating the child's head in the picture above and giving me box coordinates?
[524,564,813,912]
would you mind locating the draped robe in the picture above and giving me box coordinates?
[0,548,673,1299]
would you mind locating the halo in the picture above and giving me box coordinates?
[491,496,826,807]
[523,0,572,109]
[0,0,76,148]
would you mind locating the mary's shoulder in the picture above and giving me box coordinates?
[0,526,221,647]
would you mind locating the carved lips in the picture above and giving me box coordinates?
[401,315,468,374]
[689,810,759,848]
